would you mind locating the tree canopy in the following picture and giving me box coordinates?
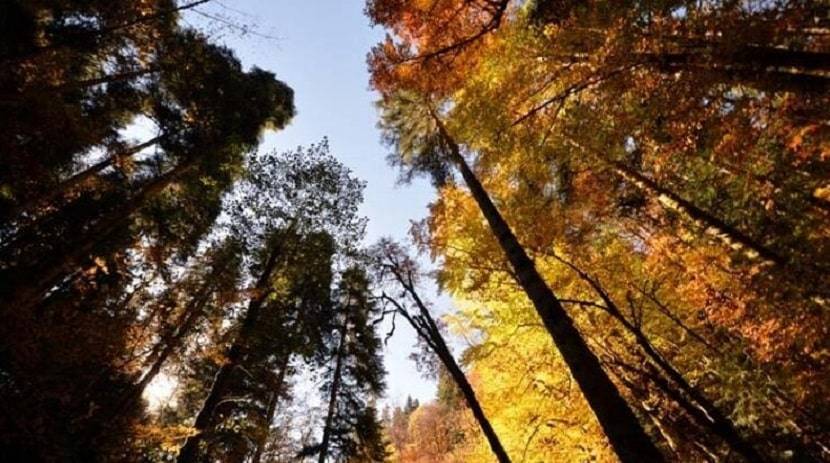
[0,1,827,462]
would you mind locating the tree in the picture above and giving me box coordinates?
[178,141,366,463]
[0,27,295,312]
[0,6,298,458]
[366,0,510,96]
[373,239,512,463]
[306,267,388,463]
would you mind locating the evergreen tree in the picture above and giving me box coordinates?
[305,267,388,463]
[178,141,367,463]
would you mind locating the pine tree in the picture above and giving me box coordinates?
[308,267,387,463]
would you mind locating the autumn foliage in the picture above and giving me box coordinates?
[369,0,829,462]
[1,1,828,462]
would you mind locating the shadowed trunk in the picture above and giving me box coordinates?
[645,47,830,93]
[554,253,768,462]
[251,354,291,463]
[385,267,512,463]
[131,281,216,404]
[8,135,165,222]
[177,240,283,463]
[318,318,347,463]
[1,160,196,312]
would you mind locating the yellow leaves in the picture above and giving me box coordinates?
[134,423,195,453]
[814,185,830,203]
[93,256,110,274]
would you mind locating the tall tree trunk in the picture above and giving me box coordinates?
[610,161,786,267]
[433,117,664,462]
[130,281,216,405]
[555,253,768,462]
[390,273,512,463]
[318,319,348,463]
[252,354,291,463]
[1,160,194,310]
[8,135,165,221]
[177,240,283,463]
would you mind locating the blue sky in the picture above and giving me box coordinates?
[184,0,443,406]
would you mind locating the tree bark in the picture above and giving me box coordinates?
[432,117,664,462]
[643,48,830,94]
[389,273,512,463]
[610,161,786,267]
[177,240,283,463]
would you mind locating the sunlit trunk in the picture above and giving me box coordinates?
[610,161,786,266]
[434,118,664,462]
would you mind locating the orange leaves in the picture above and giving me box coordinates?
[367,0,510,96]
[787,123,830,162]
[372,1,830,458]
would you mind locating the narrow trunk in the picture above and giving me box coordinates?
[559,256,767,462]
[434,120,664,462]
[252,354,291,463]
[707,161,829,218]
[403,283,512,463]
[132,282,215,402]
[644,49,830,93]
[318,320,348,463]
[177,241,282,463]
[611,161,786,266]
[9,135,165,221]
[2,161,196,312]
[631,324,766,462]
